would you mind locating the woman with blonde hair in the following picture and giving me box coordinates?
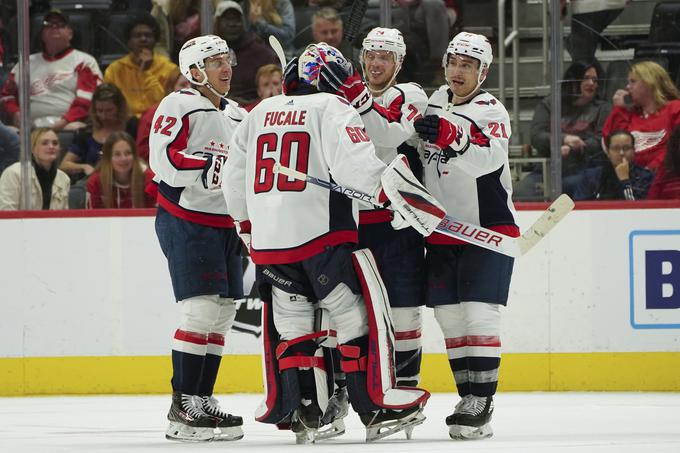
[603,60,680,170]
[0,128,70,210]
[86,131,155,209]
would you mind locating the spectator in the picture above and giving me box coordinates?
[243,64,282,111]
[60,83,137,180]
[104,11,179,118]
[86,131,155,209]
[0,128,70,210]
[393,0,449,63]
[248,0,296,58]
[603,60,680,171]
[308,7,359,69]
[0,120,19,175]
[214,0,278,105]
[647,124,680,199]
[0,9,102,130]
[567,0,628,65]
[517,62,611,198]
[573,130,653,200]
[151,0,201,60]
[136,67,191,162]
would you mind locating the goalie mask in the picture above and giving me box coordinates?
[297,43,352,89]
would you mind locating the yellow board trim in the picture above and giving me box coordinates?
[2,352,679,396]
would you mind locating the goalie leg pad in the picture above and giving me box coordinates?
[348,249,430,410]
[380,154,446,236]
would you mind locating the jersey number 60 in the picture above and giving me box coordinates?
[255,132,311,193]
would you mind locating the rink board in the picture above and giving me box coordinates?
[2,201,680,395]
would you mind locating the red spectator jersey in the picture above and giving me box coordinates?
[86,168,156,209]
[646,166,680,200]
[602,100,680,171]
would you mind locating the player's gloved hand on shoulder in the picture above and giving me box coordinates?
[235,220,252,254]
[201,154,226,190]
[318,60,372,113]
[282,57,300,95]
[414,115,469,159]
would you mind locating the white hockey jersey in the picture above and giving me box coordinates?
[223,92,387,264]
[359,83,428,224]
[422,87,519,245]
[149,88,246,228]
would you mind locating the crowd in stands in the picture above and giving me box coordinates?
[1,0,680,212]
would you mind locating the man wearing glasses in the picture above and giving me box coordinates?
[0,9,102,130]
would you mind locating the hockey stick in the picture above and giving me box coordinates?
[344,0,369,44]
[268,35,287,69]
[273,163,574,258]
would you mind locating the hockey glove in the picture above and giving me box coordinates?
[414,115,469,158]
[282,57,300,95]
[236,220,252,254]
[390,210,411,230]
[201,154,226,190]
[318,60,372,113]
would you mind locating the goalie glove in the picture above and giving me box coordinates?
[414,115,469,158]
[380,155,446,236]
[201,154,226,190]
[318,60,372,113]
[236,220,252,254]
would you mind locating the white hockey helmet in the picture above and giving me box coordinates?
[361,27,406,65]
[297,42,351,88]
[443,32,493,74]
[179,34,231,86]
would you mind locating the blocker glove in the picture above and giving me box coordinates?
[201,154,226,190]
[282,57,300,94]
[318,60,372,113]
[414,115,469,158]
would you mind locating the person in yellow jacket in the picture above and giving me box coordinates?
[0,128,70,210]
[104,12,178,118]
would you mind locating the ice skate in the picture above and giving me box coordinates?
[165,392,220,442]
[316,386,349,441]
[291,400,323,444]
[200,395,244,441]
[446,395,494,440]
[360,405,425,442]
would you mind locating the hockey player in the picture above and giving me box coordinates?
[223,43,444,444]
[321,27,428,400]
[149,35,245,442]
[413,32,519,440]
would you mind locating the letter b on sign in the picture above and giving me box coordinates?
[645,250,680,309]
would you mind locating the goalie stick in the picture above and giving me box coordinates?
[273,163,574,258]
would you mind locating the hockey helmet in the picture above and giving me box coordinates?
[179,34,231,86]
[443,32,493,73]
[361,27,406,66]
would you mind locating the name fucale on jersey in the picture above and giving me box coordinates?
[224,92,387,264]
[422,87,519,245]
[149,88,246,228]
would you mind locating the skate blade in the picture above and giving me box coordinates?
[213,425,245,441]
[448,423,493,440]
[295,428,318,444]
[314,418,346,441]
[165,422,215,442]
[366,411,425,442]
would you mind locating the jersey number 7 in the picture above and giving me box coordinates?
[255,132,311,193]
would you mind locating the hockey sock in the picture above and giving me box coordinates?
[171,329,207,394]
